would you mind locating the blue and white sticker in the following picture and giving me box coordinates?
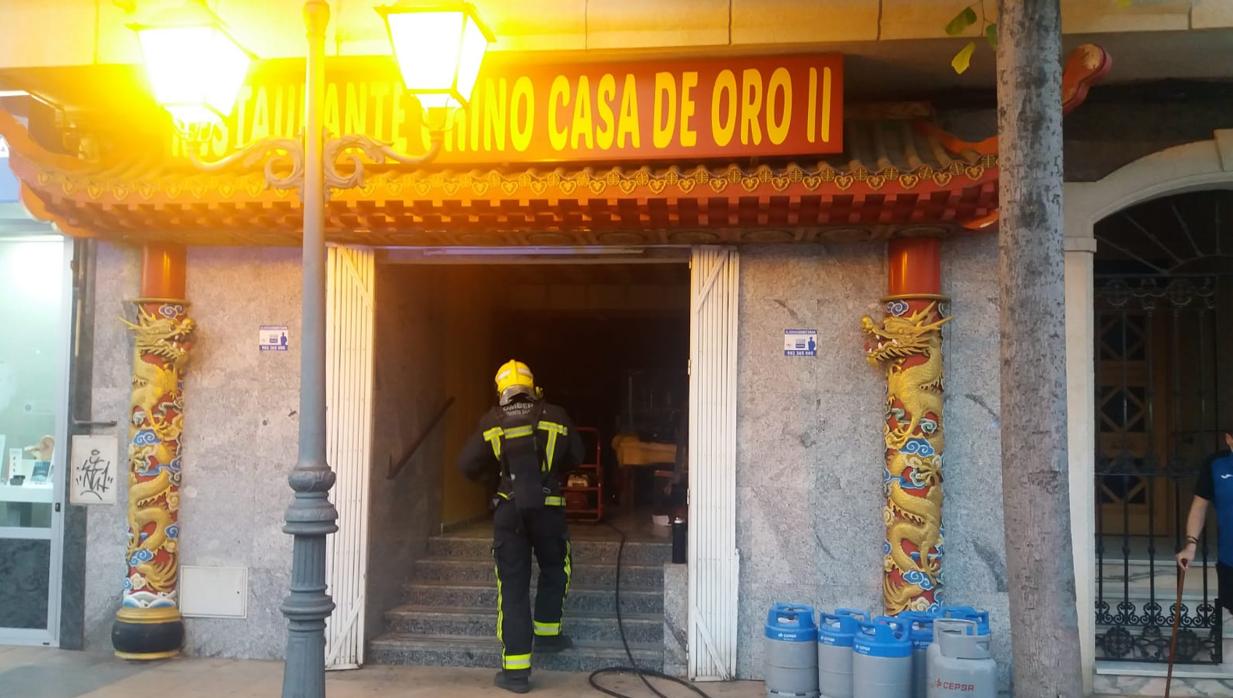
[259,325,290,352]
[784,329,817,357]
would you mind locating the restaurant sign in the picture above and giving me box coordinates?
[180,53,843,165]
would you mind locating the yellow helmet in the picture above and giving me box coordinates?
[495,359,537,405]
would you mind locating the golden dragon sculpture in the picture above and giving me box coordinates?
[122,302,194,606]
[862,301,949,615]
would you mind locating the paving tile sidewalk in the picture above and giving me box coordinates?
[0,647,764,698]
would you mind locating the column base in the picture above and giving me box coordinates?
[112,606,184,660]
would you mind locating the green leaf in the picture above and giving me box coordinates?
[945,6,979,36]
[1116,0,1134,7]
[951,41,977,75]
[985,23,998,48]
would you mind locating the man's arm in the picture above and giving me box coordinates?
[1177,456,1214,570]
[458,423,495,482]
[1177,497,1210,570]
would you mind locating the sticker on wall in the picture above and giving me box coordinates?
[259,325,290,352]
[69,434,117,505]
[784,329,818,357]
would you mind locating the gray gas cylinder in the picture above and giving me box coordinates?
[899,611,937,698]
[926,619,997,698]
[817,609,866,698]
[765,604,820,698]
[851,617,912,698]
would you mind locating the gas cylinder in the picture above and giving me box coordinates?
[926,618,997,698]
[765,604,820,698]
[852,617,911,698]
[817,609,866,698]
[899,610,937,698]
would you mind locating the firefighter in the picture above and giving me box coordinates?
[458,359,584,694]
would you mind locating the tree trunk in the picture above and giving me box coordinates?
[996,2,1084,696]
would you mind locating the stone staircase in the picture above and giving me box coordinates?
[369,531,670,672]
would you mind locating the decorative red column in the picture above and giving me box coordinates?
[861,238,950,615]
[113,243,195,659]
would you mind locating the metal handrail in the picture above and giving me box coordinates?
[386,397,455,480]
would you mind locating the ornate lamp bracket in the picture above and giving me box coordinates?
[178,128,445,195]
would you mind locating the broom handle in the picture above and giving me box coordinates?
[1165,564,1187,698]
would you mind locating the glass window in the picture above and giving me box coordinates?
[0,238,67,529]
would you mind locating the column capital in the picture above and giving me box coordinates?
[1064,237,1098,254]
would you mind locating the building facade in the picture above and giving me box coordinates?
[1,2,1233,696]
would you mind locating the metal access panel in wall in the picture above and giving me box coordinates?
[687,246,740,681]
[324,246,376,670]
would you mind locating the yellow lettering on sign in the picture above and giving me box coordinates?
[711,69,737,147]
[210,118,228,157]
[571,75,595,150]
[616,74,640,149]
[807,68,817,144]
[596,74,617,150]
[549,75,570,151]
[271,86,289,138]
[469,88,481,151]
[392,92,408,153]
[740,69,763,146]
[680,71,698,148]
[821,66,833,144]
[345,83,367,138]
[251,86,271,141]
[484,78,508,151]
[371,83,389,141]
[444,110,460,152]
[653,72,676,149]
[766,67,791,146]
[234,86,252,148]
[324,83,341,138]
[511,76,535,152]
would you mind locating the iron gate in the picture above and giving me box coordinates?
[1093,274,1223,664]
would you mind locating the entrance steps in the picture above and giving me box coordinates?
[368,531,670,673]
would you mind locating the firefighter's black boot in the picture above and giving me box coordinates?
[534,633,573,654]
[494,669,531,694]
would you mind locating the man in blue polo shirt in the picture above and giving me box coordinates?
[1176,432,1233,618]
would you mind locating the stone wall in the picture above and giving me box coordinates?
[364,265,448,640]
[733,238,1009,689]
[83,244,301,659]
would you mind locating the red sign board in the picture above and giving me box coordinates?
[184,53,844,165]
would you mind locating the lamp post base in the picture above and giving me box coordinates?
[112,607,184,660]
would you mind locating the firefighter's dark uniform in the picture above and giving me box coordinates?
[458,397,583,676]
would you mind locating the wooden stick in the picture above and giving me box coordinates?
[1165,564,1186,698]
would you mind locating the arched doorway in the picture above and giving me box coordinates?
[1092,190,1230,665]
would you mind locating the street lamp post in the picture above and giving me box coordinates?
[280,4,336,695]
[134,2,491,695]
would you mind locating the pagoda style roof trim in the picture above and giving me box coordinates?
[0,45,1109,248]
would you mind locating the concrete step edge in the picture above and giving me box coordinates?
[387,604,663,619]
[403,580,663,596]
[369,632,663,656]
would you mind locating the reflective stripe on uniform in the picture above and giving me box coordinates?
[544,495,565,507]
[483,427,504,459]
[533,620,561,637]
[504,425,535,439]
[537,421,568,473]
[502,653,532,671]
[494,557,505,648]
[563,540,573,605]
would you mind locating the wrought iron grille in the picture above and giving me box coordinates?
[1093,274,1224,665]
